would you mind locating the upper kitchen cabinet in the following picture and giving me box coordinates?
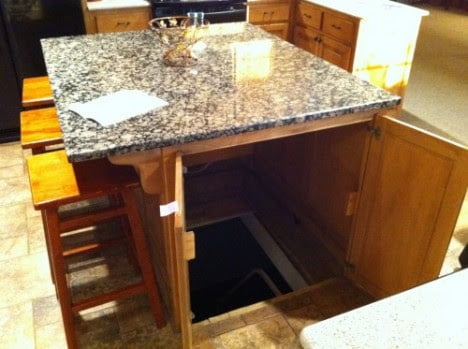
[81,0,151,34]
[247,0,292,40]
[293,0,428,97]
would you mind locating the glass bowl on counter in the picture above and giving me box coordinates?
[149,15,209,67]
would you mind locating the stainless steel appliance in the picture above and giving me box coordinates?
[149,0,246,24]
[0,0,85,142]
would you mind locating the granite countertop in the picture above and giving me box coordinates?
[87,0,150,11]
[302,0,429,19]
[41,23,400,162]
[300,269,468,348]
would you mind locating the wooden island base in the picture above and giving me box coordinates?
[109,111,467,349]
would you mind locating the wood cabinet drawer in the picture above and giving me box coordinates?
[322,12,356,45]
[293,25,320,55]
[321,35,352,71]
[295,2,322,30]
[249,4,290,24]
[96,11,151,33]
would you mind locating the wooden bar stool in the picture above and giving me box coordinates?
[22,76,54,109]
[20,107,63,154]
[27,150,165,349]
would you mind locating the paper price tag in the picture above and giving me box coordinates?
[159,201,179,217]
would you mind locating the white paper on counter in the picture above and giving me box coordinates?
[68,90,168,127]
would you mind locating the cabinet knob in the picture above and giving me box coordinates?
[331,24,342,30]
[304,13,312,19]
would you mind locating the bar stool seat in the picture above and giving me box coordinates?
[27,150,165,349]
[20,107,63,154]
[22,76,54,109]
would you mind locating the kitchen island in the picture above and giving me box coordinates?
[41,23,466,348]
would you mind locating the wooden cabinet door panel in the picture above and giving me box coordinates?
[348,115,468,298]
[296,2,322,29]
[293,25,321,55]
[259,22,289,40]
[320,36,352,71]
[160,151,193,348]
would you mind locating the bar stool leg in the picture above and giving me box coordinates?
[41,210,56,284]
[121,189,166,328]
[44,208,79,349]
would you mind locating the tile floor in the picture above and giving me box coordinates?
[0,141,466,348]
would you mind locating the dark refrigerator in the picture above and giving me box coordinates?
[0,0,85,143]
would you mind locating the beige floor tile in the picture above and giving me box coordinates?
[26,201,42,219]
[0,176,32,207]
[213,314,296,349]
[33,295,62,328]
[27,214,46,253]
[193,325,215,349]
[122,324,181,349]
[0,203,27,239]
[0,235,28,261]
[0,251,55,308]
[0,142,24,168]
[0,163,25,180]
[0,302,34,349]
[35,321,67,349]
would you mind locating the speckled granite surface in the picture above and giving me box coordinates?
[300,269,468,348]
[41,23,400,162]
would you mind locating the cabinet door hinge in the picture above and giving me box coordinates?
[183,231,196,261]
[345,192,359,216]
[367,125,381,140]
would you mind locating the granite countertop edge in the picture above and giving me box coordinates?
[65,98,400,162]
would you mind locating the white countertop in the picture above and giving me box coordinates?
[87,0,150,11]
[300,269,468,348]
[303,0,429,19]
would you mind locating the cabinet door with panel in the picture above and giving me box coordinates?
[347,115,467,298]
[160,151,194,349]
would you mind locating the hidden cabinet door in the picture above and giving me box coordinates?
[347,115,467,298]
[160,151,195,349]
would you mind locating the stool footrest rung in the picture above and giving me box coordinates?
[59,206,128,232]
[71,282,146,313]
[63,237,127,258]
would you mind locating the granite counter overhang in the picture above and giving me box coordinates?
[41,23,400,162]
